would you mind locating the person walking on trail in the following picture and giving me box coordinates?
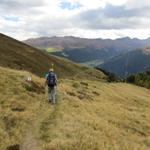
[45,68,57,104]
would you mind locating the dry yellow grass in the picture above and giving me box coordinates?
[0,67,45,150]
[0,67,150,150]
[41,80,150,150]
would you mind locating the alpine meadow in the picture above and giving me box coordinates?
[0,0,150,150]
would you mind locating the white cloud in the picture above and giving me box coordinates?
[126,0,150,9]
[0,0,150,40]
[103,0,127,6]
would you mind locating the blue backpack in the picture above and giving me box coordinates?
[47,72,56,87]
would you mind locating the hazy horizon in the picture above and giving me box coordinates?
[22,35,150,41]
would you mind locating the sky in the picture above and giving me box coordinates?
[0,0,150,40]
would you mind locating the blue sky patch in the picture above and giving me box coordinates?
[4,15,19,22]
[60,2,81,10]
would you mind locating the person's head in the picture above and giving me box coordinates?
[49,68,54,72]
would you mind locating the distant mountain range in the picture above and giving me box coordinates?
[24,36,150,51]
[99,48,150,77]
[24,36,150,77]
[24,36,150,64]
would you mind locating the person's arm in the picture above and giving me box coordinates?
[45,73,48,86]
[55,74,57,86]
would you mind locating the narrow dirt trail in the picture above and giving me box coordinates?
[20,130,39,150]
[20,96,55,150]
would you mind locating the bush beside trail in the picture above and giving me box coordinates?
[126,71,150,89]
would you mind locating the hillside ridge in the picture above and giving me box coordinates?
[0,33,105,80]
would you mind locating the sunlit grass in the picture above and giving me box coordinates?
[0,66,150,150]
[46,47,60,52]
[41,80,150,150]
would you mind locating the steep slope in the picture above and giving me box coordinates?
[24,36,150,65]
[1,66,150,150]
[0,33,105,79]
[99,48,150,77]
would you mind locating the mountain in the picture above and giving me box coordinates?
[0,33,105,79]
[24,36,150,65]
[99,48,150,77]
[1,33,150,150]
[1,66,150,150]
[24,36,150,51]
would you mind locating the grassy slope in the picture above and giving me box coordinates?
[0,33,105,79]
[46,47,60,52]
[1,67,150,150]
[0,67,45,150]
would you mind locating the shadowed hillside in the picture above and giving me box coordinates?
[0,33,105,79]
[0,66,150,150]
[99,48,150,77]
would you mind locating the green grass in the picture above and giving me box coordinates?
[46,47,60,52]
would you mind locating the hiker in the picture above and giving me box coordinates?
[45,68,57,104]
